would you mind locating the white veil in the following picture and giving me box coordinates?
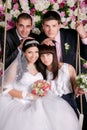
[0,39,40,94]
[0,51,28,91]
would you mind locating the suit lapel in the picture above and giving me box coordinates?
[13,28,21,46]
[60,29,66,61]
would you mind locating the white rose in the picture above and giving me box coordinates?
[0,21,5,27]
[53,3,59,11]
[33,15,41,23]
[35,0,50,11]
[20,1,29,11]
[61,17,66,22]
[7,0,12,9]
[68,9,74,16]
[70,21,76,29]
[57,0,63,3]
[10,10,20,18]
[67,0,75,7]
[79,13,87,21]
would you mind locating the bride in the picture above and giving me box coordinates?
[0,39,81,130]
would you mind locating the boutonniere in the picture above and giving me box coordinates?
[64,43,70,54]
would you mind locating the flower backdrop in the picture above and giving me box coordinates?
[0,0,87,33]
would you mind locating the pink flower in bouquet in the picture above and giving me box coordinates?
[31,80,51,97]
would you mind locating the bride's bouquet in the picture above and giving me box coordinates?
[31,80,51,96]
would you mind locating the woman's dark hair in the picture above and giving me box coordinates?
[22,39,39,52]
[22,39,40,72]
[39,44,58,80]
[42,11,61,24]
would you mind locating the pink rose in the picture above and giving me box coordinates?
[13,3,19,10]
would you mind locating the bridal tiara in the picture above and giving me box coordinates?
[25,40,39,46]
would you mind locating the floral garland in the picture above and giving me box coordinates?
[0,0,87,32]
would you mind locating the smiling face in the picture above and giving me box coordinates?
[40,53,53,69]
[42,20,61,40]
[24,46,39,64]
[16,18,33,39]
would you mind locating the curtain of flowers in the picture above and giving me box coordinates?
[0,0,87,74]
[0,0,87,32]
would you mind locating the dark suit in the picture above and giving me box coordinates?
[37,28,87,69]
[1,27,38,69]
[37,28,87,130]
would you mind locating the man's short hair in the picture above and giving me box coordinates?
[17,13,32,24]
[42,11,61,24]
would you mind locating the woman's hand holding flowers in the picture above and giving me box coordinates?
[74,86,84,97]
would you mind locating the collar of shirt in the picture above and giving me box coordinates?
[16,29,23,41]
[55,31,61,43]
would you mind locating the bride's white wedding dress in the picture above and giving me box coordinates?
[0,71,81,130]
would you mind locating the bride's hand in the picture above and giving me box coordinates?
[26,93,39,100]
[33,94,39,100]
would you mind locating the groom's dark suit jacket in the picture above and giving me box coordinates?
[1,27,38,69]
[37,28,87,69]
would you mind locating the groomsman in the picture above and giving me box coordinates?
[0,13,38,69]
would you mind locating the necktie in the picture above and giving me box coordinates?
[55,41,62,62]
